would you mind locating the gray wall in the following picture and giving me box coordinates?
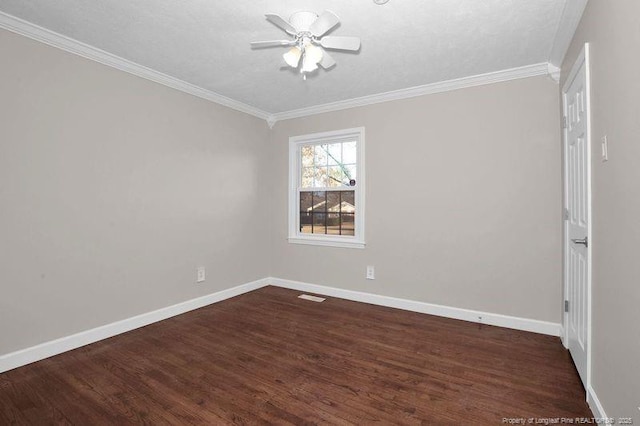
[0,29,271,354]
[270,76,563,323]
[2,21,569,376]
[562,0,640,420]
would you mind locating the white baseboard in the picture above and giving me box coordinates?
[1,276,563,374]
[268,277,561,337]
[0,278,270,373]
[587,385,608,419]
[559,325,568,348]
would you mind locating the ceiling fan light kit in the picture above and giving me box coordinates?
[251,10,361,79]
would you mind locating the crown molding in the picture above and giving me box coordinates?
[269,62,551,124]
[548,0,589,68]
[266,115,278,129]
[547,63,561,83]
[0,11,271,121]
[1,10,570,128]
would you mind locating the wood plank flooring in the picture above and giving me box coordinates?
[0,286,592,424]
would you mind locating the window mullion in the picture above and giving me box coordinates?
[299,187,354,192]
[324,191,328,235]
[339,191,343,236]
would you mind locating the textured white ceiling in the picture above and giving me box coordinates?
[0,0,567,114]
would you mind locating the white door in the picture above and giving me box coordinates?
[563,44,591,389]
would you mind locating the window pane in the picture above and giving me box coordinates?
[342,192,355,235]
[327,166,344,187]
[301,167,314,188]
[327,143,342,166]
[301,146,314,167]
[313,167,329,188]
[300,191,312,212]
[314,144,328,167]
[312,212,326,234]
[343,141,357,164]
[299,191,312,234]
[341,213,355,236]
[327,213,341,235]
[327,192,341,212]
[343,165,357,185]
[300,142,357,189]
[312,191,327,212]
[342,191,355,213]
[300,219,312,233]
[298,190,355,236]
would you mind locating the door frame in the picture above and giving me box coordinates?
[561,42,592,392]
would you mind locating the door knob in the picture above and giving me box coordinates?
[571,237,588,247]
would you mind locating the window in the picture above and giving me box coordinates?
[288,127,365,249]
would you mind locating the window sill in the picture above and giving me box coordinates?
[288,237,365,249]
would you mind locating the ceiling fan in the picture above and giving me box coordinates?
[251,10,361,79]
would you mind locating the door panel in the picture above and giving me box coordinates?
[563,48,591,388]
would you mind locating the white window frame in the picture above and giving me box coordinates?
[288,127,365,249]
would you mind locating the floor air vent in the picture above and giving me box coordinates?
[298,294,326,302]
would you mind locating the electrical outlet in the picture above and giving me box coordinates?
[196,267,206,283]
[366,265,375,280]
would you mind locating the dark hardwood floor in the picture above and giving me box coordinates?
[0,286,592,424]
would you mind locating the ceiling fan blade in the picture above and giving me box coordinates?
[250,40,296,49]
[265,14,297,35]
[319,51,336,69]
[309,10,340,37]
[320,36,361,51]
